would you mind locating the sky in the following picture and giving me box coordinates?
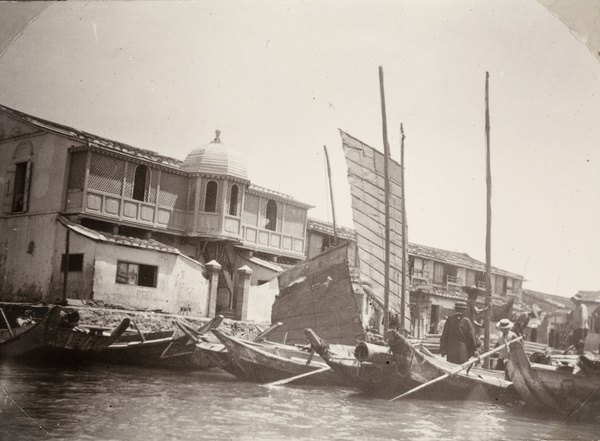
[0,0,598,298]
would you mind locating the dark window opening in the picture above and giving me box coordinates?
[61,254,84,272]
[205,181,218,212]
[138,264,157,287]
[116,261,157,288]
[133,164,149,202]
[265,199,277,231]
[229,185,239,216]
[12,161,30,213]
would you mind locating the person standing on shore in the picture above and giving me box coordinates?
[440,302,478,364]
[571,294,588,355]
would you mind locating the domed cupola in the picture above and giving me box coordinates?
[181,130,248,181]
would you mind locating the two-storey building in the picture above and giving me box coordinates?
[0,104,311,320]
[304,218,525,337]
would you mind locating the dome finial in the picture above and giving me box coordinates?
[214,130,221,143]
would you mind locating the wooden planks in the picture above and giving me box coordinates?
[341,130,409,319]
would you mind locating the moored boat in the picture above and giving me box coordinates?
[506,338,600,415]
[0,305,130,361]
[306,328,517,401]
[211,329,352,386]
[87,315,222,369]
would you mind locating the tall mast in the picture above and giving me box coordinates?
[400,123,407,333]
[379,66,391,333]
[323,145,338,246]
[484,71,492,368]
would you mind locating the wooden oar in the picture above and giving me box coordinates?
[390,335,523,401]
[0,308,14,338]
[253,322,283,342]
[265,366,331,387]
[131,321,146,342]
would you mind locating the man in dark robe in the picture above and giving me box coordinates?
[440,301,478,364]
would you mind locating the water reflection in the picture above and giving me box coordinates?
[1,361,598,441]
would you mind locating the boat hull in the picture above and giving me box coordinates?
[212,330,348,386]
[0,306,130,361]
[306,328,516,401]
[506,339,600,414]
[88,331,197,369]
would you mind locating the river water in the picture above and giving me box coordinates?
[1,361,598,441]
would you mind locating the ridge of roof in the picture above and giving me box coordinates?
[1,104,182,168]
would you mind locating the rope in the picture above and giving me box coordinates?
[0,381,56,439]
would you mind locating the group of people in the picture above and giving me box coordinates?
[439,301,524,370]
[439,292,591,370]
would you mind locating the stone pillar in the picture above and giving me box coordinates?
[205,260,221,318]
[235,265,253,321]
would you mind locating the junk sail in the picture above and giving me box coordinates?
[340,130,411,332]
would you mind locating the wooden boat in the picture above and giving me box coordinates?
[306,328,517,401]
[178,319,281,374]
[268,131,412,347]
[0,306,130,361]
[87,316,222,369]
[506,338,600,414]
[211,329,353,386]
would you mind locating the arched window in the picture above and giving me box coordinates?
[265,199,277,231]
[133,164,149,202]
[205,181,218,212]
[229,184,239,216]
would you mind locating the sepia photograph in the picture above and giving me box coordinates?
[0,1,599,440]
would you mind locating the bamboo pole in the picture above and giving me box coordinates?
[62,227,70,301]
[379,66,391,333]
[484,71,492,369]
[0,308,14,338]
[265,366,331,387]
[390,335,523,401]
[323,145,338,246]
[400,123,407,334]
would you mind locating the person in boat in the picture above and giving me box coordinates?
[571,294,588,355]
[510,305,540,339]
[494,318,518,372]
[17,309,33,326]
[436,316,447,334]
[461,286,488,328]
[440,301,478,364]
[16,310,34,327]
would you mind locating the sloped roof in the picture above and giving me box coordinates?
[306,218,357,241]
[407,242,523,279]
[576,290,600,303]
[247,183,313,208]
[306,218,523,280]
[58,216,180,254]
[522,289,567,308]
[0,104,181,168]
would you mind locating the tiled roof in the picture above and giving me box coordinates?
[576,290,600,303]
[522,289,567,308]
[0,104,181,168]
[1,104,313,207]
[407,242,523,279]
[58,217,180,254]
[306,218,357,241]
[306,218,523,280]
[247,184,313,208]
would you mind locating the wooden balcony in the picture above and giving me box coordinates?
[241,224,305,257]
[65,189,187,231]
[446,275,463,286]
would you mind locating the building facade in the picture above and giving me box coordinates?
[304,218,525,338]
[0,105,311,320]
